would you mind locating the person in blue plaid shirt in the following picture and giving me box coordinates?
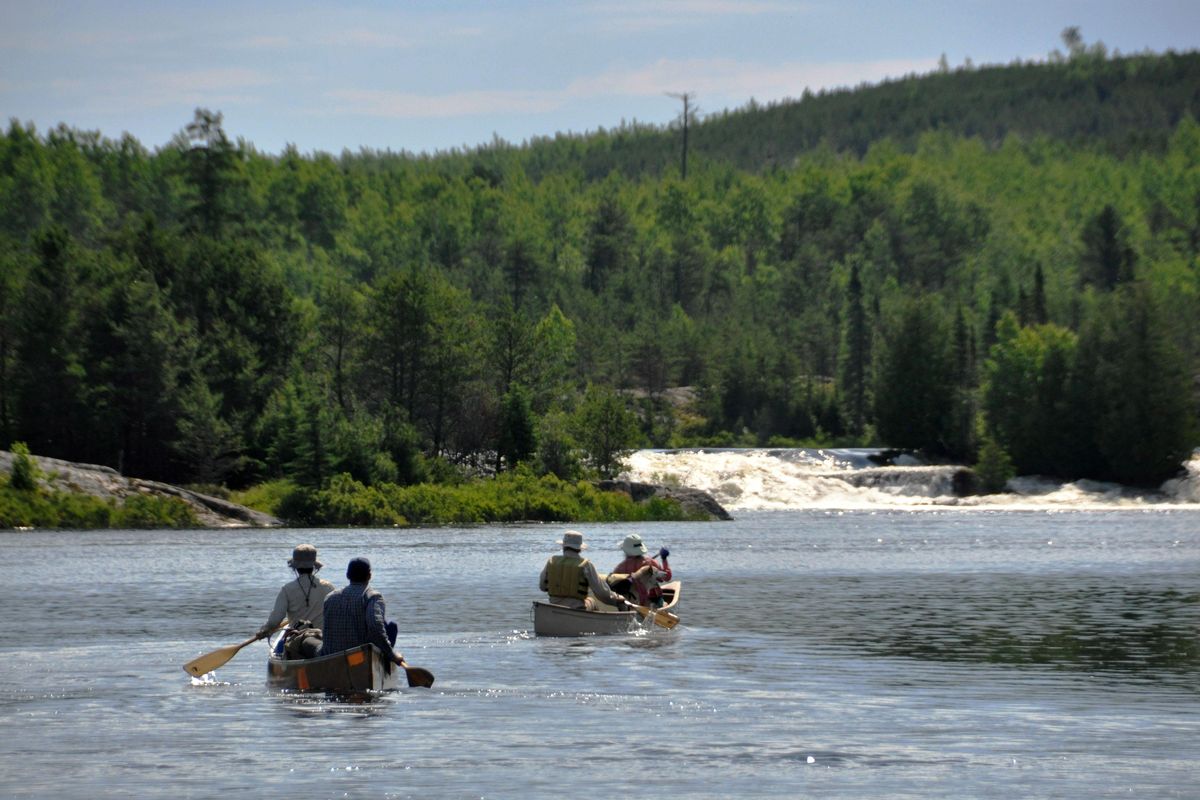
[319,557,405,668]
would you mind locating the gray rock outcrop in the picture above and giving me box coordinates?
[596,479,733,520]
[0,450,281,528]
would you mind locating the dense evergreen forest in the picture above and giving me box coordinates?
[2,42,1198,507]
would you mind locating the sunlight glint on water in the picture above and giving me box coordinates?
[0,500,1197,796]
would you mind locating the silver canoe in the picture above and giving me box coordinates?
[532,580,681,637]
[266,643,401,692]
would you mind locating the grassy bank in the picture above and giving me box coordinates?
[235,470,708,527]
[0,483,199,529]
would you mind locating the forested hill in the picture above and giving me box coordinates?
[507,49,1200,180]
[1,47,1198,503]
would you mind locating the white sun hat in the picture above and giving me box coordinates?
[557,530,587,551]
[619,533,648,556]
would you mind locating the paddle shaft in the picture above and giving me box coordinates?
[182,623,283,677]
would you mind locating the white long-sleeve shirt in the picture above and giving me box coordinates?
[258,574,335,636]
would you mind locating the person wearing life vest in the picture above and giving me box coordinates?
[610,533,672,608]
[539,530,634,611]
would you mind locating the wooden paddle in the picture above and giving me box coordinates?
[182,623,284,677]
[400,661,436,688]
[629,602,680,630]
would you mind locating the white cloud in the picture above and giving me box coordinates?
[319,29,412,48]
[145,67,275,94]
[586,0,801,32]
[234,35,293,50]
[326,88,565,119]
[569,56,938,102]
[49,67,276,115]
[323,55,938,120]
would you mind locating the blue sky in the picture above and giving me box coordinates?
[2,1,1198,156]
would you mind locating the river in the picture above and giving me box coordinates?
[2,504,1197,798]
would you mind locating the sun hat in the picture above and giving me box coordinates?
[557,530,587,551]
[620,533,648,556]
[287,543,323,569]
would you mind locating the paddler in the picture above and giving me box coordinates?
[539,530,634,611]
[610,533,671,608]
[320,557,407,670]
[256,543,335,642]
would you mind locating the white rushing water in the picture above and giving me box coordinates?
[622,448,1200,511]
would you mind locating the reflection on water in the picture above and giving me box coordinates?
[732,576,1200,680]
[0,511,1197,798]
[272,692,393,718]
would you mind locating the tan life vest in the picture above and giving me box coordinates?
[546,555,590,599]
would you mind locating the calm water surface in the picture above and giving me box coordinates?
[2,510,1197,798]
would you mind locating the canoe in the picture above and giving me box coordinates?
[266,643,401,692]
[532,580,680,637]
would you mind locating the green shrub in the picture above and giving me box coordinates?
[277,484,321,526]
[114,495,199,528]
[316,474,407,526]
[232,479,298,517]
[0,484,51,527]
[262,468,699,527]
[975,437,1016,494]
[54,494,116,528]
[0,484,112,529]
[8,442,40,492]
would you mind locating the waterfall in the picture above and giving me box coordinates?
[1162,450,1200,502]
[621,448,1200,511]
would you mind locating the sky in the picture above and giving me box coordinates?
[2,1,1199,157]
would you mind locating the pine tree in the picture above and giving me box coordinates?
[497,385,537,470]
[873,296,953,452]
[838,261,870,435]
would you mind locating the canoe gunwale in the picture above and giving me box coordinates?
[532,580,680,637]
[266,642,400,693]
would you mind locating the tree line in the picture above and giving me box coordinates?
[0,46,1197,497]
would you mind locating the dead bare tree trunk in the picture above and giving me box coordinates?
[667,92,696,180]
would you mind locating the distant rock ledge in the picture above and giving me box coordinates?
[597,479,733,520]
[0,450,282,529]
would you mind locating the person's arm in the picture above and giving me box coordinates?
[583,561,630,608]
[365,595,403,664]
[539,560,550,593]
[257,586,289,638]
[653,555,671,582]
[657,548,671,581]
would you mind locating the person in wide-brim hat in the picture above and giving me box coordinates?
[257,544,335,640]
[611,532,672,608]
[287,543,324,570]
[539,530,631,611]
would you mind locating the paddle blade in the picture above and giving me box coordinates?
[652,610,680,629]
[183,643,242,677]
[403,665,435,688]
[631,604,681,630]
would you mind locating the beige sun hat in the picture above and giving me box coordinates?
[620,533,648,556]
[287,543,323,569]
[557,530,587,551]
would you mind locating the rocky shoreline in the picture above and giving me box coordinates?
[0,451,282,528]
[2,451,732,528]
[596,479,733,520]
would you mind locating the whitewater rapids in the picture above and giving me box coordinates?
[621,448,1200,511]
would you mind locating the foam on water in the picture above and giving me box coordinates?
[623,448,1200,511]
